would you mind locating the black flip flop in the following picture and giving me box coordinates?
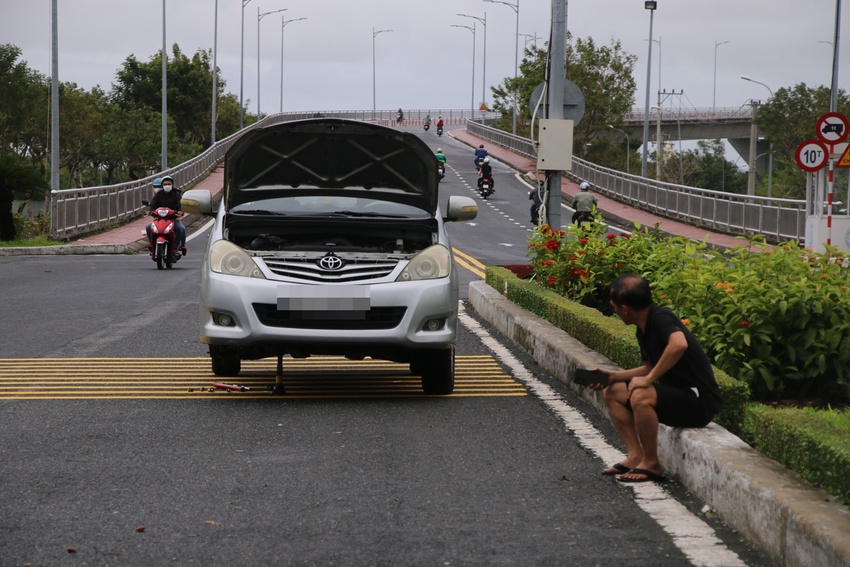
[616,468,666,483]
[601,463,631,476]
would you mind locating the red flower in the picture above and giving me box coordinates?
[569,257,578,262]
[606,233,616,240]
[543,259,553,266]
[741,320,750,328]
[577,250,585,255]
[580,237,588,245]
[547,276,557,287]
[615,263,623,269]
[545,240,559,251]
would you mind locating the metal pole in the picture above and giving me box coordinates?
[609,126,629,174]
[451,24,476,117]
[240,0,251,130]
[545,0,566,230]
[512,1,519,135]
[280,17,306,114]
[656,94,662,181]
[830,0,842,113]
[372,28,392,116]
[458,13,487,116]
[49,0,59,235]
[258,8,287,119]
[211,0,218,144]
[162,0,167,170]
[641,3,655,178]
[713,40,729,114]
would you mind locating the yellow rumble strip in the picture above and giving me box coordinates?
[0,356,527,400]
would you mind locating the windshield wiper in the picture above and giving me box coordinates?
[232,209,286,216]
[328,210,405,218]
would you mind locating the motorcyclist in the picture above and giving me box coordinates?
[571,181,598,224]
[529,182,543,224]
[477,157,494,192]
[396,108,404,124]
[146,175,187,255]
[435,148,447,165]
[474,144,488,169]
[436,115,444,130]
[424,114,432,127]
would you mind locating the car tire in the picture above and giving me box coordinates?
[420,348,455,395]
[210,345,241,376]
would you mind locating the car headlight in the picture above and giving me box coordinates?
[397,244,451,281]
[210,240,265,279]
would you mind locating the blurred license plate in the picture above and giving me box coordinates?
[277,285,371,311]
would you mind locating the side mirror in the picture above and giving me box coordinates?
[181,189,214,215]
[445,195,478,222]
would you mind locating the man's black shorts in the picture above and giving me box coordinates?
[644,384,715,427]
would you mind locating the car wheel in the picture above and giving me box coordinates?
[210,345,241,376]
[420,348,455,395]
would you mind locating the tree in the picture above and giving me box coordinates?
[489,36,638,159]
[754,83,850,199]
[0,44,50,170]
[0,153,48,240]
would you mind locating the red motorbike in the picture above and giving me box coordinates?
[478,175,494,200]
[146,206,183,269]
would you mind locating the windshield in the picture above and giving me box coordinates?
[231,195,430,218]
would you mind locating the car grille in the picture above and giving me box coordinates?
[261,257,398,283]
[253,303,406,330]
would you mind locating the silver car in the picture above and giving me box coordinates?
[181,118,478,394]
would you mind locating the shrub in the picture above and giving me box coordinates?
[527,223,850,405]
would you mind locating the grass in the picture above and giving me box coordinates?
[0,236,62,247]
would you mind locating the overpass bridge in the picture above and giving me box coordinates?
[51,108,834,252]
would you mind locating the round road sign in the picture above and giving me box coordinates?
[795,139,829,172]
[816,112,849,145]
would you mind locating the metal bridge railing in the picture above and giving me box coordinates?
[50,109,492,240]
[466,119,806,243]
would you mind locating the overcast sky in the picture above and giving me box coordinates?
[3,1,848,118]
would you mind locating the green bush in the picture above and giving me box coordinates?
[748,405,850,504]
[526,222,850,404]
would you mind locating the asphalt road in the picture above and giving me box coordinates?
[0,130,772,566]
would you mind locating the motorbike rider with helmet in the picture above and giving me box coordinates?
[474,144,488,169]
[571,181,598,225]
[146,175,187,255]
[152,177,163,195]
[436,115,444,132]
[477,156,494,192]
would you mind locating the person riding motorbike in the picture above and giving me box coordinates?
[436,116,444,130]
[146,175,187,255]
[477,157,494,193]
[396,108,404,124]
[424,114,432,127]
[435,148,447,165]
[571,181,598,225]
[474,144,488,169]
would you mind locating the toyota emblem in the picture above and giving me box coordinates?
[318,254,344,271]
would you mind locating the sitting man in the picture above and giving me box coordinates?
[146,175,186,255]
[591,274,722,483]
[571,181,597,224]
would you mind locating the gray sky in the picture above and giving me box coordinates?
[2,1,848,117]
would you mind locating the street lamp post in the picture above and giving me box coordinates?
[452,24,476,117]
[372,28,393,117]
[741,75,774,197]
[484,0,519,135]
[162,0,167,169]
[713,40,729,114]
[239,0,252,130]
[280,16,307,114]
[258,7,287,119]
[457,12,487,116]
[211,0,218,144]
[641,1,657,178]
[609,125,630,174]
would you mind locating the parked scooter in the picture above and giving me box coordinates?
[143,201,183,269]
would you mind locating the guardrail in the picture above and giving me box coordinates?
[49,109,491,240]
[466,119,806,243]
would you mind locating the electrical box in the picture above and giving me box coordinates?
[537,119,573,171]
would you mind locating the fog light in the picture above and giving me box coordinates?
[213,312,234,327]
[424,318,445,331]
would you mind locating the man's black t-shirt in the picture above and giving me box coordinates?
[636,305,722,412]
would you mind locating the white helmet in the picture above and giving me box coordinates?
[437,148,443,153]
[579,182,590,191]
[483,157,490,164]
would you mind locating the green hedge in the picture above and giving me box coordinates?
[748,405,850,504]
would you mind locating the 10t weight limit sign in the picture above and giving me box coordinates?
[795,139,829,173]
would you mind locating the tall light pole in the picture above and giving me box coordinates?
[458,12,487,115]
[211,0,218,144]
[484,0,519,134]
[280,16,307,114]
[741,75,774,197]
[161,0,168,169]
[829,0,842,113]
[521,32,541,49]
[239,0,252,130]
[258,7,287,119]
[609,125,630,174]
[641,1,657,178]
[451,24,476,117]
[712,40,729,114]
[372,28,393,116]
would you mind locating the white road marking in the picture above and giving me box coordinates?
[458,304,746,567]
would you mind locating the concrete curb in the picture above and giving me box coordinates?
[468,279,850,567]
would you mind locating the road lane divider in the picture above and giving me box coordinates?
[452,247,486,279]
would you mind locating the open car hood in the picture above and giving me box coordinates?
[224,118,440,213]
